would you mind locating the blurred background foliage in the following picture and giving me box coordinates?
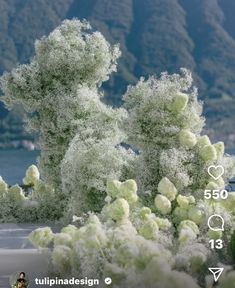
[1,0,235,146]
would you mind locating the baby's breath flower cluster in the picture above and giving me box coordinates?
[0,19,133,214]
[60,86,134,213]
[0,19,123,191]
[123,70,235,199]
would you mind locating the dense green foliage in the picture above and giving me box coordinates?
[1,0,235,145]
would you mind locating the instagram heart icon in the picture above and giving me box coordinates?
[207,165,224,180]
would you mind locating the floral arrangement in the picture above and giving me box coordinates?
[29,178,235,287]
[1,19,235,287]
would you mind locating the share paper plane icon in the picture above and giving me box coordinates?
[208,267,224,282]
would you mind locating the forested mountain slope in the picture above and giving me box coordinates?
[1,0,235,145]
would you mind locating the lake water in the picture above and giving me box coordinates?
[0,148,235,185]
[0,149,39,185]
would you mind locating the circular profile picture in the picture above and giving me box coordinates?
[10,271,29,288]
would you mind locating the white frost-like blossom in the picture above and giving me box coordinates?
[0,19,134,215]
[0,19,123,191]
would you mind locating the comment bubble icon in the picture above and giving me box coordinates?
[207,214,224,231]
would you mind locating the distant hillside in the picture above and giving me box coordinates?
[1,0,235,146]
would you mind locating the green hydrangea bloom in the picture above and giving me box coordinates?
[107,198,130,222]
[23,165,40,185]
[158,177,178,201]
[8,185,26,202]
[139,219,159,240]
[199,144,217,161]
[179,129,197,148]
[139,207,152,220]
[177,195,195,208]
[169,92,188,113]
[188,206,204,225]
[196,135,211,149]
[213,142,224,158]
[154,195,171,215]
[29,227,54,247]
[0,176,8,197]
[178,220,199,235]
[52,245,72,275]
